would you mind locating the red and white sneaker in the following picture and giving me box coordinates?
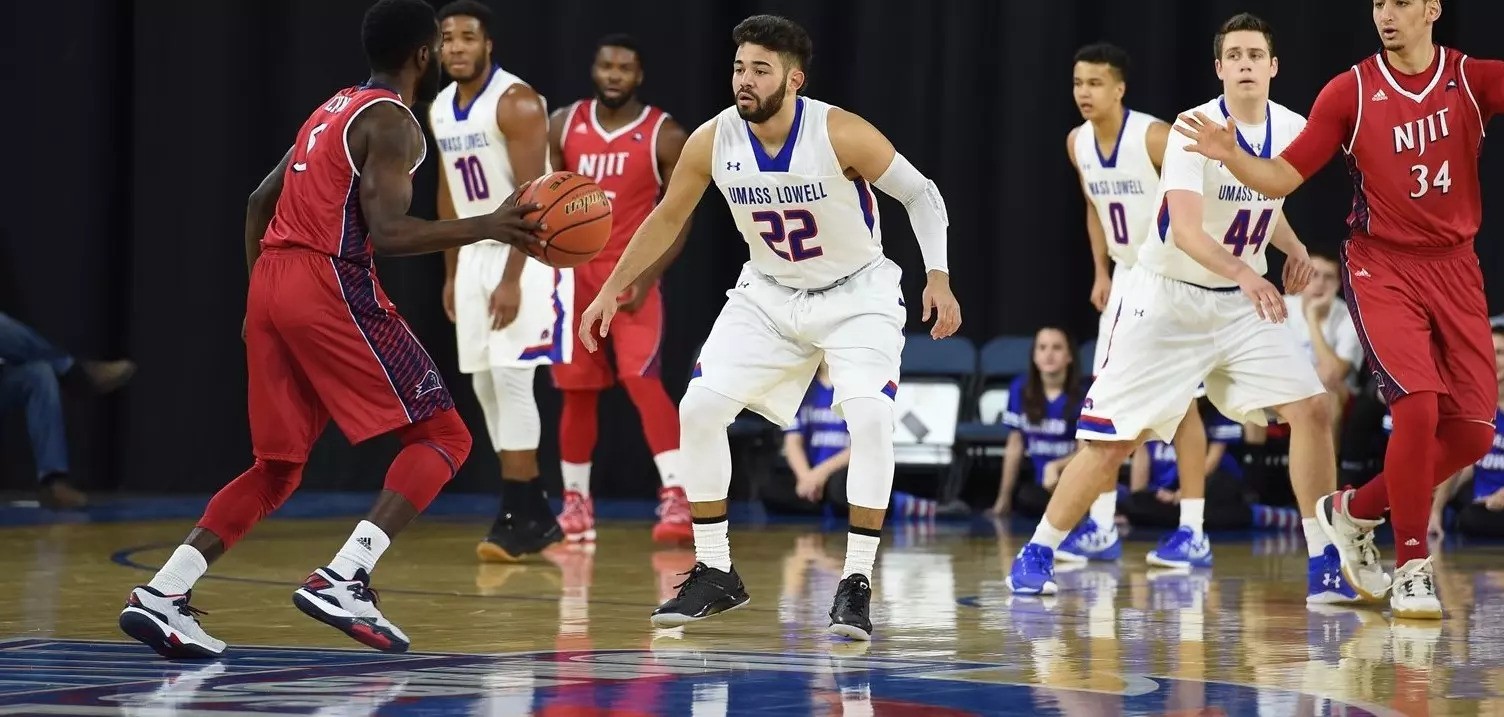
[558,490,596,543]
[652,486,693,544]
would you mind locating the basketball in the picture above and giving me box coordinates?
[517,171,612,268]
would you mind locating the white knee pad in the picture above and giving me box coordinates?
[841,397,896,510]
[678,386,745,504]
[471,366,540,452]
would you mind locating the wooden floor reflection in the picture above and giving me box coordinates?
[2,515,1502,715]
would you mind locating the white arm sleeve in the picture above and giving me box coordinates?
[871,152,948,274]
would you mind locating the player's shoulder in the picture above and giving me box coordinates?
[1126,109,1167,128]
[1180,97,1223,117]
[1268,100,1307,130]
[429,82,458,120]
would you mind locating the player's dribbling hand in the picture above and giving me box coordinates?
[923,271,962,339]
[1237,272,1287,323]
[485,180,546,249]
[578,294,617,353]
[1174,112,1239,163]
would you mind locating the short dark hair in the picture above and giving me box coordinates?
[732,15,813,72]
[437,0,492,38]
[596,33,643,69]
[1215,13,1275,59]
[1073,43,1131,83]
[363,0,438,74]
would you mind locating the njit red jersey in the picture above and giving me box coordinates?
[262,81,426,264]
[559,100,669,264]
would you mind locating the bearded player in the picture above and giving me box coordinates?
[548,34,693,545]
[1177,0,1503,619]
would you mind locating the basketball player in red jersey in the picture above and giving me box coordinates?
[548,34,694,545]
[117,0,543,658]
[1178,0,1502,619]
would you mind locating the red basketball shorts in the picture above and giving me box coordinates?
[1340,239,1498,423]
[245,248,454,461]
[551,262,665,391]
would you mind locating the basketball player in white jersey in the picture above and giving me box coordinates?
[1009,14,1357,605]
[430,1,567,562]
[577,15,960,641]
[1061,43,1213,567]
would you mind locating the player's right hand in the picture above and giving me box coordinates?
[578,293,618,354]
[1238,273,1287,323]
[1090,273,1112,312]
[483,202,547,250]
[1174,112,1238,163]
[442,280,456,323]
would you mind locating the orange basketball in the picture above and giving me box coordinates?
[516,171,612,268]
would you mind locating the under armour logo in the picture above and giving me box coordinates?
[726,161,741,171]
[415,370,443,398]
[1134,309,1145,317]
[357,537,372,550]
[737,280,750,288]
[1324,572,1342,589]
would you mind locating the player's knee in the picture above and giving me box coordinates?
[400,408,473,471]
[1282,393,1333,428]
[679,386,743,435]
[840,397,893,443]
[1084,439,1136,466]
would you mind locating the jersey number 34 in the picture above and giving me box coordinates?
[752,210,822,262]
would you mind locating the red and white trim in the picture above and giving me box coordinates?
[588,99,653,143]
[1374,47,1447,104]
[1459,55,1486,140]
[648,111,670,187]
[1344,66,1363,154]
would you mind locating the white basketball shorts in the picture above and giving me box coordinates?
[1079,265,1326,443]
[454,241,574,373]
[1092,263,1130,375]
[691,258,906,427]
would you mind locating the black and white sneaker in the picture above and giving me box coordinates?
[292,567,410,653]
[650,562,750,627]
[477,513,564,563]
[119,586,226,659]
[827,574,874,641]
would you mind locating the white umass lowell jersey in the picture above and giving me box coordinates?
[711,97,883,289]
[1139,97,1306,288]
[1073,109,1163,267]
[430,66,550,221]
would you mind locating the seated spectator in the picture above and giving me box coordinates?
[762,362,935,519]
[1282,251,1365,445]
[1429,323,1504,539]
[1,312,135,509]
[1125,403,1251,531]
[987,327,1084,517]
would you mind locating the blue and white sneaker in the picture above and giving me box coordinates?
[1146,526,1213,568]
[1056,518,1122,563]
[1006,543,1058,595]
[1307,544,1362,604]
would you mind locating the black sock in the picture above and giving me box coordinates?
[501,478,549,520]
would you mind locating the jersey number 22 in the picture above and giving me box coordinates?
[753,210,822,262]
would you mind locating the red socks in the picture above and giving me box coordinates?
[621,377,680,455]
[560,390,599,464]
[384,408,472,513]
[197,459,304,550]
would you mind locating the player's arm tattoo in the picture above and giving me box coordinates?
[245,146,293,275]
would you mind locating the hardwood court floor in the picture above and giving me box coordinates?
[0,504,1500,715]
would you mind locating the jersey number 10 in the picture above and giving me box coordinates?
[752,210,822,262]
[453,156,490,202]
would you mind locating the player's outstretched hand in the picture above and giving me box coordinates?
[1174,112,1239,163]
[922,271,962,339]
[578,293,618,354]
[1281,242,1316,296]
[1237,273,1287,323]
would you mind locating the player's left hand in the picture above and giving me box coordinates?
[489,280,522,330]
[1282,242,1316,296]
[578,293,618,353]
[1174,112,1239,163]
[922,271,962,339]
[1427,512,1446,541]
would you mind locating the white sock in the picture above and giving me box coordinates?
[693,520,732,572]
[843,533,881,579]
[328,520,391,579]
[1030,518,1072,550]
[1180,498,1206,535]
[148,545,209,596]
[561,462,591,497]
[654,449,683,490]
[1089,491,1117,530]
[1302,518,1332,559]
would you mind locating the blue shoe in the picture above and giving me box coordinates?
[1307,544,1362,605]
[1006,543,1058,595]
[1146,526,1213,568]
[1057,518,1122,563]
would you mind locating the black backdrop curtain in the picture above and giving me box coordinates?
[2,0,1501,498]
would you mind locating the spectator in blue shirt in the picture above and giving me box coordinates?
[988,327,1085,517]
[1125,403,1252,531]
